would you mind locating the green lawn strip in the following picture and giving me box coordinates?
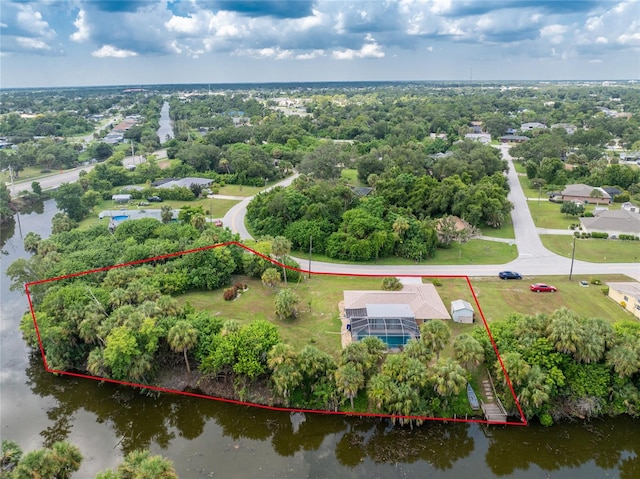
[512,160,526,174]
[2,166,62,185]
[341,168,364,186]
[77,197,239,230]
[292,240,518,267]
[540,235,639,263]
[527,201,620,230]
[479,217,515,239]
[176,275,383,358]
[449,274,633,324]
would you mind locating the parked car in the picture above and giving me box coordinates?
[499,271,522,280]
[147,196,163,202]
[530,283,557,293]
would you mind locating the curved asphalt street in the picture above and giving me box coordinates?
[226,146,639,281]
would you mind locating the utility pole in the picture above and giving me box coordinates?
[569,235,576,280]
[308,235,312,280]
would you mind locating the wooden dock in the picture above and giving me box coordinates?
[480,371,508,423]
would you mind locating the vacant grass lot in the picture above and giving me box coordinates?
[293,239,518,267]
[175,270,633,363]
[540,235,639,263]
[177,274,383,357]
[2,166,56,184]
[479,216,515,239]
[444,274,633,323]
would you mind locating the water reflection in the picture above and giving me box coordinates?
[484,418,640,477]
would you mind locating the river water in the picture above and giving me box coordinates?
[157,101,174,144]
[1,200,638,478]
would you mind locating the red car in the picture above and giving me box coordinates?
[530,283,557,293]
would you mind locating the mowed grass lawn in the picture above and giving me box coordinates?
[177,275,383,358]
[293,239,518,266]
[440,275,634,324]
[540,235,640,263]
[175,272,634,360]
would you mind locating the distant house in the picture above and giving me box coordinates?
[156,177,213,189]
[505,128,518,135]
[343,284,450,349]
[464,133,491,144]
[580,209,640,237]
[499,135,529,143]
[606,282,640,320]
[561,184,612,205]
[112,194,132,203]
[450,300,474,324]
[520,122,547,131]
[551,123,577,135]
[622,202,640,214]
[470,121,484,133]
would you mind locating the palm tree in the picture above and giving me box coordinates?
[546,308,583,356]
[403,338,434,363]
[219,158,230,174]
[496,351,530,387]
[191,213,206,231]
[261,267,281,288]
[430,357,466,398]
[420,320,451,360]
[160,204,173,224]
[335,362,365,408]
[271,236,291,285]
[116,450,178,479]
[268,344,302,404]
[575,317,613,363]
[606,344,640,378]
[517,365,551,414]
[167,320,198,374]
[220,319,239,336]
[453,334,484,369]
[392,216,410,242]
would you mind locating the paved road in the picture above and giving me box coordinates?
[222,173,300,239]
[9,149,167,192]
[224,147,639,281]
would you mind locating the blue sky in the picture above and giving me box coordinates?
[1,0,639,88]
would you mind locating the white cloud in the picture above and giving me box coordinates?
[16,37,51,51]
[296,49,326,60]
[333,34,385,60]
[235,47,294,60]
[71,9,89,42]
[540,24,568,44]
[92,45,138,58]
[16,5,56,39]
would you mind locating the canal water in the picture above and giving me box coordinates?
[1,200,638,478]
[157,101,174,144]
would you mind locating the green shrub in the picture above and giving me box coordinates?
[619,234,639,241]
[583,211,594,217]
[382,277,402,291]
[539,412,554,427]
[591,232,609,239]
[432,278,443,287]
[590,278,602,285]
[601,287,609,296]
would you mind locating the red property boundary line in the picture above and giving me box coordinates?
[24,241,527,427]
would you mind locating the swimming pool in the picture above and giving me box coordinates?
[112,215,129,221]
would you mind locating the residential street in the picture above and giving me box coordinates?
[8,149,167,193]
[227,146,640,281]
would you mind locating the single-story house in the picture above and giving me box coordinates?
[112,194,132,203]
[343,284,450,348]
[551,123,577,135]
[464,133,491,144]
[500,135,529,143]
[580,209,640,236]
[451,300,474,324]
[622,202,640,214]
[561,184,612,205]
[156,177,213,189]
[606,282,640,320]
[520,122,547,131]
